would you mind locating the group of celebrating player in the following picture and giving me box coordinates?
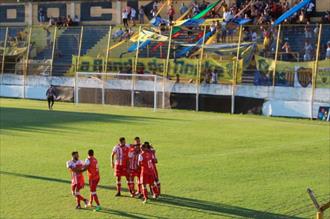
[66,137,161,211]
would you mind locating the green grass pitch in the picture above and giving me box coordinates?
[0,98,329,219]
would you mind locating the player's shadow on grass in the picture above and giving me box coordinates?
[0,171,305,219]
[0,107,173,133]
[80,207,165,219]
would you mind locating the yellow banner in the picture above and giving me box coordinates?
[131,30,169,42]
[256,56,330,88]
[73,56,242,83]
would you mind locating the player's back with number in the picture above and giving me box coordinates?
[139,150,156,177]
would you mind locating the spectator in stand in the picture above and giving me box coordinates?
[168,4,175,24]
[130,7,137,26]
[180,3,188,15]
[138,66,144,74]
[243,27,252,42]
[322,11,330,24]
[139,6,145,24]
[204,69,212,84]
[304,21,313,40]
[298,11,306,24]
[252,30,258,42]
[210,21,216,34]
[39,7,46,23]
[200,0,209,11]
[48,16,55,28]
[220,23,227,43]
[122,9,129,28]
[46,28,51,48]
[223,8,233,22]
[65,15,73,27]
[150,7,158,18]
[326,41,330,59]
[262,27,271,54]
[192,2,200,16]
[211,70,218,84]
[282,41,292,61]
[126,5,132,21]
[306,1,315,20]
[227,23,235,42]
[112,28,124,42]
[303,41,313,61]
[120,29,130,41]
[282,0,290,12]
[72,15,80,26]
[175,74,180,83]
[153,0,160,10]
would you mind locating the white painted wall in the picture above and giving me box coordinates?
[1,74,329,118]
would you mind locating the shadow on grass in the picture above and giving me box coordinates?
[0,171,304,219]
[0,107,172,133]
[80,207,167,219]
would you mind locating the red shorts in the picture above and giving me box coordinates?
[140,173,155,185]
[71,183,84,194]
[89,177,100,192]
[115,165,128,177]
[129,169,140,178]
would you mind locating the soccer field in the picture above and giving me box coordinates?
[0,98,329,219]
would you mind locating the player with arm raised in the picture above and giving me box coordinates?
[128,137,142,197]
[84,149,101,211]
[66,151,88,209]
[111,137,130,196]
[138,142,160,204]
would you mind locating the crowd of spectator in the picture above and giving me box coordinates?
[39,7,80,28]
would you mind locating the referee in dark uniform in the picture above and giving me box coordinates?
[46,85,57,110]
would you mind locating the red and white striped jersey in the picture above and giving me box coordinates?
[66,159,84,185]
[112,144,130,167]
[128,147,140,170]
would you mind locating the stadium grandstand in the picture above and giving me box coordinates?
[0,0,329,118]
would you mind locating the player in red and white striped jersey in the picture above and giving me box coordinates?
[111,137,130,196]
[128,137,142,197]
[84,149,101,211]
[66,151,88,209]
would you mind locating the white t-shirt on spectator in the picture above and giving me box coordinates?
[223,11,233,22]
[252,32,258,42]
[326,47,330,59]
[122,11,128,19]
[131,8,137,18]
[307,3,315,12]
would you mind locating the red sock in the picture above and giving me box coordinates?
[77,195,84,201]
[76,194,84,205]
[93,194,100,206]
[89,193,94,205]
[128,182,135,194]
[151,185,159,196]
[138,183,142,194]
[76,196,80,206]
[142,187,148,200]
